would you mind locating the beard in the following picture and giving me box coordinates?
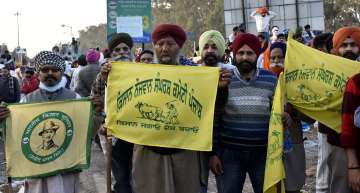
[342,51,359,61]
[155,51,179,65]
[113,54,132,61]
[158,55,174,64]
[234,60,257,74]
[203,53,220,67]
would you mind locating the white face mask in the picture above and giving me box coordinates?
[270,63,284,68]
[39,76,67,92]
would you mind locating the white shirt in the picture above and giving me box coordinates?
[69,65,85,91]
[250,11,277,33]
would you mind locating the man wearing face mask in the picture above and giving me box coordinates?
[269,42,286,76]
[91,32,134,193]
[0,51,83,193]
[269,41,308,193]
[209,33,277,193]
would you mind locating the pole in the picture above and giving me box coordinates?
[14,12,21,48]
[106,134,112,193]
[70,26,73,38]
[295,0,300,28]
[1,118,13,193]
[241,0,246,28]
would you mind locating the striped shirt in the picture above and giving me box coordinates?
[216,68,277,151]
[341,73,360,149]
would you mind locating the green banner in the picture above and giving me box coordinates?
[107,0,152,43]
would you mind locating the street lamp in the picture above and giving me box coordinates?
[14,12,21,48]
[61,24,73,38]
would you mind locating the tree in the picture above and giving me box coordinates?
[78,24,107,54]
[152,0,225,56]
[324,0,360,32]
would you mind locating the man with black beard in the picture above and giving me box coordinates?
[209,33,277,193]
[341,27,360,193]
[199,30,235,70]
[330,26,360,193]
[0,51,86,193]
[197,30,235,193]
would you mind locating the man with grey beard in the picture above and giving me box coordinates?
[98,24,231,193]
[91,32,134,193]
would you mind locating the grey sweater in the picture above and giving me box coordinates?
[75,64,100,97]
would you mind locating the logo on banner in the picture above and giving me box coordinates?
[21,111,73,164]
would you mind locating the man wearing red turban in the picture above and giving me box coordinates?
[210,33,277,193]
[151,24,187,65]
[131,24,202,193]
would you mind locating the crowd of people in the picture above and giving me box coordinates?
[0,11,359,193]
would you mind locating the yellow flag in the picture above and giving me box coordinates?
[285,37,360,133]
[106,62,219,151]
[263,73,286,193]
[5,99,93,179]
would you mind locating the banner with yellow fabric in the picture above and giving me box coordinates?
[285,37,360,133]
[5,99,93,179]
[263,73,286,193]
[106,62,219,151]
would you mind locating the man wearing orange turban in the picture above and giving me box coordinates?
[340,26,360,193]
[250,7,277,42]
[332,26,360,60]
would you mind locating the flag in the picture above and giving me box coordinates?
[106,62,219,151]
[5,99,93,179]
[285,37,360,133]
[263,73,286,193]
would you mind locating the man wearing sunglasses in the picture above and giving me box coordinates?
[0,51,83,193]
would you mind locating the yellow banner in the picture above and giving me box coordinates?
[106,62,219,151]
[285,37,360,133]
[5,99,93,179]
[263,73,285,193]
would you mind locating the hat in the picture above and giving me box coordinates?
[256,7,268,14]
[108,33,133,52]
[270,42,287,55]
[332,26,360,55]
[86,49,100,63]
[34,51,65,72]
[38,121,59,136]
[199,30,226,57]
[152,24,187,48]
[232,33,261,57]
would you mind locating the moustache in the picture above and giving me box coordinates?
[113,55,131,61]
[45,76,56,81]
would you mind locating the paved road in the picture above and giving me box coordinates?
[79,143,253,193]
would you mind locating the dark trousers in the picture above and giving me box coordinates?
[112,138,133,193]
[216,148,267,193]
